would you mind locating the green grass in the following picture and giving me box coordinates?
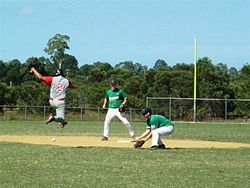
[0,121,249,143]
[0,121,250,187]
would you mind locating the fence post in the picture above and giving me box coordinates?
[169,98,172,121]
[43,105,46,121]
[97,107,100,121]
[80,107,83,121]
[4,105,6,120]
[24,105,27,120]
[224,100,227,121]
[129,108,132,123]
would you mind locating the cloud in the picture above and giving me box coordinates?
[20,8,33,16]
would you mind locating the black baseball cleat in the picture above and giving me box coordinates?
[101,136,108,141]
[45,114,55,124]
[150,145,159,150]
[150,144,166,150]
[158,144,166,149]
[59,121,67,128]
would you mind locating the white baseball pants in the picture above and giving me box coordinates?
[151,125,174,146]
[103,108,135,137]
[49,100,65,119]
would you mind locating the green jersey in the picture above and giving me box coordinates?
[105,88,127,108]
[146,115,174,130]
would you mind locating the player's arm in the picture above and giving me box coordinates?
[120,98,128,108]
[118,97,127,112]
[134,128,151,142]
[102,97,108,109]
[30,67,44,80]
[30,67,52,86]
[68,80,74,89]
[120,89,128,108]
[143,130,152,141]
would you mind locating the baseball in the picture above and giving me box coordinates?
[52,138,56,142]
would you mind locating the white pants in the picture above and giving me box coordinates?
[103,108,135,137]
[49,100,65,119]
[151,126,174,146]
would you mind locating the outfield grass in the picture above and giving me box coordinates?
[0,121,250,187]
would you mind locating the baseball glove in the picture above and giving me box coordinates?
[119,106,125,112]
[28,58,48,76]
[134,140,145,148]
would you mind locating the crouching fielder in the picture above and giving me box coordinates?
[133,107,174,150]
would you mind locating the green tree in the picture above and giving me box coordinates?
[230,64,250,99]
[0,82,18,107]
[170,70,193,98]
[15,81,48,106]
[228,64,250,116]
[4,59,22,86]
[114,61,147,73]
[115,61,135,70]
[44,34,70,68]
[62,54,79,77]
[0,61,7,82]
[0,82,8,105]
[173,63,193,71]
[153,59,169,69]
[123,75,145,108]
[197,57,230,99]
[83,84,106,107]
[228,67,238,77]
[80,62,113,83]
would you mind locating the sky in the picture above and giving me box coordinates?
[0,0,250,70]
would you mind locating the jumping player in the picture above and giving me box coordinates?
[133,107,174,149]
[101,79,136,141]
[30,67,73,128]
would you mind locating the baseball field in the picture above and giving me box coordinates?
[0,121,249,187]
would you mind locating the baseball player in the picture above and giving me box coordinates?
[133,107,174,149]
[30,67,73,128]
[101,79,136,141]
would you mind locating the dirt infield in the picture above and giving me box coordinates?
[0,135,250,149]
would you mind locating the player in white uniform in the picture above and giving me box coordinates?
[101,79,136,141]
[30,67,73,128]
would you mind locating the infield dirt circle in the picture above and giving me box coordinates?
[0,135,250,149]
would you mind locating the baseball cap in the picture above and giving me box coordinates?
[110,79,117,85]
[142,107,152,116]
[52,69,64,77]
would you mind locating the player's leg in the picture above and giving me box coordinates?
[102,108,116,140]
[46,100,56,124]
[115,109,136,138]
[54,101,67,128]
[151,126,174,149]
[45,114,55,124]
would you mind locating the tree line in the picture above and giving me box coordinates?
[0,34,249,115]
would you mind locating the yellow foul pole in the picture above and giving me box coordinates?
[193,36,197,122]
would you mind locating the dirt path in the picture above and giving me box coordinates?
[0,135,250,149]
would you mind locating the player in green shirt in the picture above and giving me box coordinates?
[134,107,174,149]
[101,79,136,141]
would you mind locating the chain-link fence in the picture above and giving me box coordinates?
[0,97,249,123]
[0,105,144,122]
[146,97,250,123]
